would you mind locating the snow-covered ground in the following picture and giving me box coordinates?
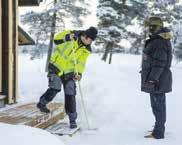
[0,123,65,145]
[2,53,182,145]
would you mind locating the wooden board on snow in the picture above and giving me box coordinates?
[0,102,66,129]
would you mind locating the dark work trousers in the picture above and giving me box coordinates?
[150,93,166,138]
[38,72,77,121]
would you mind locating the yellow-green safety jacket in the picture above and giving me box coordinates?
[50,30,91,77]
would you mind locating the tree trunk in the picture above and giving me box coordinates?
[45,0,57,72]
[109,46,113,64]
[134,47,140,54]
[102,42,112,62]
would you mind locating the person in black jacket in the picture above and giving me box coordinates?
[141,16,173,139]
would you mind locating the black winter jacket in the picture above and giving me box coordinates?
[141,27,173,93]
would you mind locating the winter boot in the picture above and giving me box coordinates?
[68,112,77,129]
[144,133,155,139]
[37,102,50,113]
[70,120,77,129]
[144,133,164,139]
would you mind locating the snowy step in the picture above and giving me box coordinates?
[0,102,66,129]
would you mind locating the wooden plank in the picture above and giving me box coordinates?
[18,0,42,6]
[0,104,40,124]
[33,111,65,129]
[0,0,2,92]
[46,122,80,136]
[0,103,66,129]
[18,26,35,45]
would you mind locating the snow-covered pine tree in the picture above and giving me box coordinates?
[173,20,182,61]
[128,0,182,54]
[145,1,182,62]
[20,0,90,61]
[174,42,182,62]
[126,0,182,54]
[97,0,120,63]
[97,0,182,64]
[97,0,148,63]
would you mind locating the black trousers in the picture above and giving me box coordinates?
[39,88,76,113]
[39,75,77,121]
[150,93,166,138]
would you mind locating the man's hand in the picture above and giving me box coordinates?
[74,74,81,81]
[144,80,159,91]
[70,33,76,40]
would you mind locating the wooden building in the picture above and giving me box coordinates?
[0,0,42,107]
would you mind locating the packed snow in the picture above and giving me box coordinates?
[1,53,182,145]
[0,123,65,145]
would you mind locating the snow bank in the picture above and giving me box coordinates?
[0,123,65,145]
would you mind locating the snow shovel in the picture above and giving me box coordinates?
[70,40,98,131]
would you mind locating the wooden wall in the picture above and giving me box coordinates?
[1,0,18,104]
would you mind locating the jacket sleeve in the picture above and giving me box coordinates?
[74,50,90,74]
[148,39,168,81]
[54,30,72,45]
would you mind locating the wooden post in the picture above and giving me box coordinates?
[1,0,18,104]
[13,0,19,102]
[0,0,2,92]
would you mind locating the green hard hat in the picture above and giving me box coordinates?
[144,16,163,27]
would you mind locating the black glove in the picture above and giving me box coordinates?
[145,82,155,89]
[65,33,78,41]
[143,80,158,92]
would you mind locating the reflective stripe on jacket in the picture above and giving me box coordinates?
[50,30,91,76]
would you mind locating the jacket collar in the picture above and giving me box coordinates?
[149,27,172,40]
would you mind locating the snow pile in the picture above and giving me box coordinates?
[0,123,65,145]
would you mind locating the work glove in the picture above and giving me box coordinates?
[74,74,82,81]
[143,80,158,91]
[65,33,77,41]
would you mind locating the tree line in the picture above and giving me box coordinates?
[20,0,182,64]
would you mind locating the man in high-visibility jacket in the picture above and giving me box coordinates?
[37,27,98,128]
